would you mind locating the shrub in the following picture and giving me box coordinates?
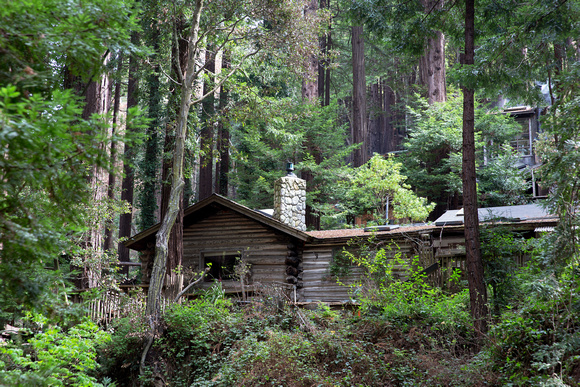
[487,268,580,385]
[0,316,111,386]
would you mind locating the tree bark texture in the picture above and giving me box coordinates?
[80,55,112,289]
[199,47,216,200]
[301,0,319,103]
[301,0,321,229]
[118,32,140,268]
[352,25,368,167]
[104,54,124,252]
[146,0,204,319]
[463,0,488,337]
[215,53,230,196]
[367,79,399,155]
[419,0,446,105]
[160,14,190,280]
[318,0,331,107]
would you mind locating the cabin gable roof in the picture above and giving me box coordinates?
[124,194,311,251]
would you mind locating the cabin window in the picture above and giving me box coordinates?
[202,252,239,282]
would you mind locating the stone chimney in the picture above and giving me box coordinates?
[273,163,306,231]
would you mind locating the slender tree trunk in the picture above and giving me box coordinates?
[104,54,124,252]
[215,53,230,196]
[352,25,368,167]
[118,32,140,270]
[145,0,203,319]
[199,47,216,200]
[160,14,189,283]
[463,0,488,338]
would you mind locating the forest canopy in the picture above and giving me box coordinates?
[1,0,580,384]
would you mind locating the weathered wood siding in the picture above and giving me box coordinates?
[181,209,293,293]
[301,245,356,302]
[300,235,432,302]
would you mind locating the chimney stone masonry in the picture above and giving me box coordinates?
[273,175,306,231]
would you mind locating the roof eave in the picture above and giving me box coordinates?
[124,194,312,251]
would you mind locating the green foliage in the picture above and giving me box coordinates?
[217,328,391,386]
[450,0,580,105]
[0,317,111,386]
[0,0,140,95]
[231,99,355,212]
[0,88,104,307]
[97,312,149,385]
[478,146,531,207]
[341,154,435,223]
[485,265,580,385]
[480,224,531,316]
[402,92,526,210]
[537,67,580,269]
[0,0,145,316]
[339,240,472,341]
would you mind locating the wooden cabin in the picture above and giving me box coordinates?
[125,175,558,303]
[124,193,440,303]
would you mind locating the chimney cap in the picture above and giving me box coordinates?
[286,162,296,177]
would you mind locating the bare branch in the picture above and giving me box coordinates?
[144,58,182,86]
[173,267,210,302]
[190,49,260,106]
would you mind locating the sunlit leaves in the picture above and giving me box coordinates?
[343,154,435,222]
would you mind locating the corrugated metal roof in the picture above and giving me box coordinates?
[535,226,555,232]
[435,203,556,226]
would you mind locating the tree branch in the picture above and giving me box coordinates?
[173,267,210,302]
[190,49,260,106]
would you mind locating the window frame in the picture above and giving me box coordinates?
[200,250,242,282]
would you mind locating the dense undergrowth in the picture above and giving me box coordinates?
[1,234,580,386]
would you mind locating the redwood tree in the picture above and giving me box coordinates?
[351,25,367,167]
[462,0,488,337]
[419,0,446,104]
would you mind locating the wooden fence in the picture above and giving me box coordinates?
[74,289,147,326]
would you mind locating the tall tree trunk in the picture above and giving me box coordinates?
[352,25,368,167]
[138,28,162,231]
[215,53,230,196]
[463,0,488,338]
[318,0,331,107]
[382,79,397,153]
[118,32,140,270]
[160,14,189,280]
[301,0,321,230]
[302,0,319,103]
[104,54,124,252]
[81,54,112,289]
[198,47,216,200]
[419,0,446,105]
[145,0,203,331]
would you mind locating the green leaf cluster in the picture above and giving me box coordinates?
[341,153,435,223]
[0,317,111,386]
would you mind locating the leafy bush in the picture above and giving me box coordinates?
[97,313,149,386]
[215,327,391,386]
[480,223,531,317]
[343,244,472,332]
[0,316,111,386]
[486,265,580,385]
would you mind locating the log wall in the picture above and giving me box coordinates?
[300,237,423,302]
[181,209,294,294]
